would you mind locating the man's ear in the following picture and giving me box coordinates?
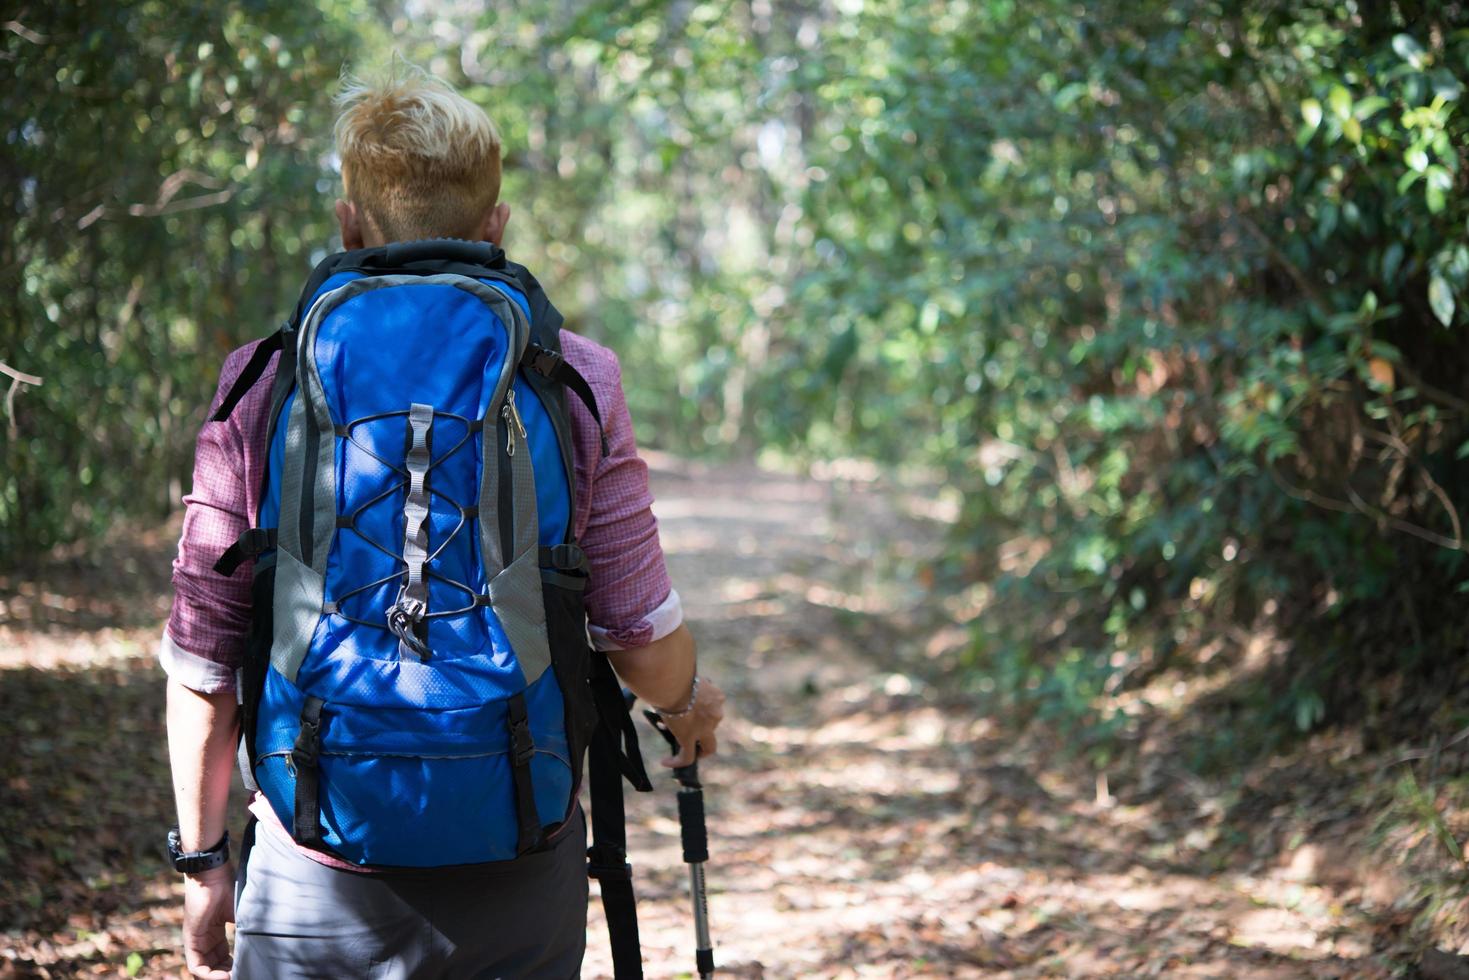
[335,199,365,250]
[479,202,511,246]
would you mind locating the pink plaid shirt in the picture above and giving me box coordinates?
[161,327,681,869]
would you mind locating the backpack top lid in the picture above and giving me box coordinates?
[290,239,511,327]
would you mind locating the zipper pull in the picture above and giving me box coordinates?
[503,388,527,456]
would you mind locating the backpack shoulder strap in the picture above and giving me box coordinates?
[210,328,285,423]
[502,256,610,456]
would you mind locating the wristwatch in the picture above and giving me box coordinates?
[167,828,230,874]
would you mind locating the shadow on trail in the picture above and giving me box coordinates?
[619,455,1398,978]
[0,657,200,977]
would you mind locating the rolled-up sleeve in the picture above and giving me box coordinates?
[161,357,255,693]
[568,346,681,651]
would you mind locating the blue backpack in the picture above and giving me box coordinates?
[211,240,654,970]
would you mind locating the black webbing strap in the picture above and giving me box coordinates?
[291,696,324,845]
[522,345,610,457]
[213,528,278,577]
[588,724,643,980]
[589,655,653,792]
[506,693,544,855]
[212,329,284,423]
[586,654,653,978]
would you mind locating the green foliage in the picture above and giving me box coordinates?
[5,1,1467,766]
[2,0,369,556]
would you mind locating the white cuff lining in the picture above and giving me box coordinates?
[158,631,238,694]
[588,588,684,651]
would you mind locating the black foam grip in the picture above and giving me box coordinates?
[677,789,709,863]
[696,947,715,976]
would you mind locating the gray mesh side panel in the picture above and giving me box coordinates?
[276,391,310,559]
[475,307,525,582]
[510,413,539,561]
[272,548,324,682]
[298,317,337,577]
[489,548,551,685]
[467,285,552,686]
[496,413,548,684]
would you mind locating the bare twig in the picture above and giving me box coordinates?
[1270,460,1465,550]
[2,20,46,44]
[77,172,232,229]
[1396,360,1469,414]
[127,188,234,217]
[1361,426,1465,550]
[1,361,43,439]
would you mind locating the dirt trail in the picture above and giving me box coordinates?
[593,454,1386,979]
[0,456,1389,978]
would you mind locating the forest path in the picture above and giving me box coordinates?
[0,456,1387,978]
[595,454,1387,980]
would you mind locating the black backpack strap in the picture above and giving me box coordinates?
[586,654,653,979]
[213,528,278,577]
[502,258,563,352]
[523,345,610,457]
[211,329,284,423]
[588,728,643,980]
[291,695,325,845]
[589,654,653,792]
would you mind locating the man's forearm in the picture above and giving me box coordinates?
[166,678,240,851]
[607,622,697,709]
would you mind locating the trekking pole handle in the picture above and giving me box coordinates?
[643,709,701,789]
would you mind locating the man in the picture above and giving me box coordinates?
[163,65,725,979]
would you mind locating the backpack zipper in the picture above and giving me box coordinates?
[503,388,527,456]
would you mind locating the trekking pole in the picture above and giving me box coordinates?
[643,709,715,980]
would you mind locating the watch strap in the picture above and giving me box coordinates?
[168,828,230,874]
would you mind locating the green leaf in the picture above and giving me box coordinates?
[1431,69,1464,102]
[1300,97,1322,132]
[1392,33,1427,69]
[1353,95,1389,119]
[125,952,144,977]
[1426,166,1451,213]
[1429,273,1456,326]
[1382,242,1405,283]
[1342,116,1362,143]
[1406,146,1429,172]
[1328,85,1352,120]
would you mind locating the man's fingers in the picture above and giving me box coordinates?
[662,744,695,768]
[659,728,717,767]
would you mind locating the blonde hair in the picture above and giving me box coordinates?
[334,62,502,242]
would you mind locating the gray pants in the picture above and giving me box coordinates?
[233,809,588,979]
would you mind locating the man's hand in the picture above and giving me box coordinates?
[658,675,726,768]
[605,623,726,768]
[182,864,235,979]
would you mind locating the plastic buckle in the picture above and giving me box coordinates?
[548,543,586,572]
[510,717,535,766]
[586,846,633,880]
[291,720,320,771]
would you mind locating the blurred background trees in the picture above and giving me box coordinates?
[5,0,1467,765]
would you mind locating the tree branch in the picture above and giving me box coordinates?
[1,361,43,439]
